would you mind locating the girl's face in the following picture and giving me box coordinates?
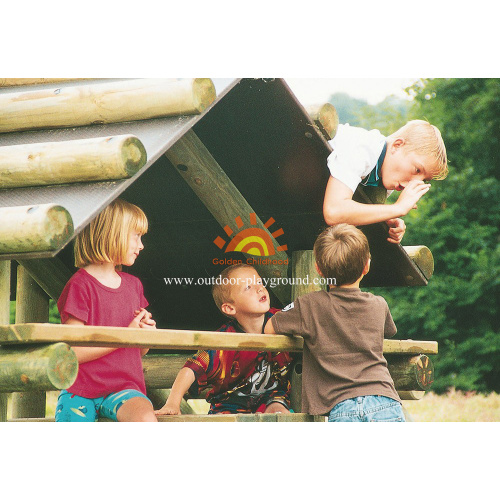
[122,230,144,266]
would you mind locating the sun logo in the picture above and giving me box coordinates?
[213,213,287,256]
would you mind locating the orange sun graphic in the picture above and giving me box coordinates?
[213,213,287,256]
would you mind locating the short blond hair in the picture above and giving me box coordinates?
[212,264,255,312]
[390,120,448,180]
[74,198,148,267]
[314,224,370,286]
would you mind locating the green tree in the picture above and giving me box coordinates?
[378,79,500,392]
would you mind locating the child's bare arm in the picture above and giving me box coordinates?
[154,367,196,415]
[133,308,156,356]
[323,177,430,242]
[264,320,276,335]
[64,316,118,363]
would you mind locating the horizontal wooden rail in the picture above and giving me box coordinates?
[0,323,438,354]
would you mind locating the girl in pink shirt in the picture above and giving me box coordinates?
[56,198,157,422]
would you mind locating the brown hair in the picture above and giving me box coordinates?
[212,263,255,312]
[390,119,448,180]
[74,198,148,268]
[314,224,370,286]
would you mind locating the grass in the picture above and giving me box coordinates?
[5,388,499,421]
[402,388,500,422]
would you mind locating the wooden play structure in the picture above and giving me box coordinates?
[0,78,437,422]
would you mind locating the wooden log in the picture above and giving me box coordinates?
[0,204,74,255]
[398,390,425,400]
[11,266,49,418]
[0,342,78,392]
[0,323,439,354]
[387,354,434,391]
[0,260,10,421]
[0,135,147,189]
[0,78,92,87]
[143,354,188,389]
[146,388,196,414]
[307,103,339,140]
[291,250,325,301]
[403,245,434,280]
[165,129,291,305]
[15,257,73,301]
[0,78,216,133]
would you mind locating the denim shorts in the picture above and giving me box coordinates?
[328,395,406,422]
[55,389,151,422]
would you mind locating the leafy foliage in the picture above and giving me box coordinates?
[359,78,500,392]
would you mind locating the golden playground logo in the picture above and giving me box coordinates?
[212,212,288,265]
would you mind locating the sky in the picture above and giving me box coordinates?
[285,78,419,106]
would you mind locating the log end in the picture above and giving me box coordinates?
[192,78,216,112]
[44,204,75,251]
[317,103,339,139]
[47,342,78,389]
[118,135,148,177]
[403,245,434,279]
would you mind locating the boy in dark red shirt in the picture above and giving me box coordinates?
[155,264,292,415]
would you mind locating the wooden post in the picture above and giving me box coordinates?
[289,250,325,412]
[0,78,216,133]
[306,103,339,140]
[10,266,49,419]
[0,343,78,392]
[0,260,11,421]
[166,129,291,305]
[0,204,74,255]
[0,135,147,189]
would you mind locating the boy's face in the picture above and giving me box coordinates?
[223,267,270,318]
[381,139,437,191]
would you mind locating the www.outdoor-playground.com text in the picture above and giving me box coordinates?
[163,276,336,289]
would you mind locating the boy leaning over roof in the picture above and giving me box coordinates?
[265,223,405,422]
[323,119,448,244]
[155,264,293,416]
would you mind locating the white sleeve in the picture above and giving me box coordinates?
[327,124,386,193]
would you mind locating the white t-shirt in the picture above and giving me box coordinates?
[327,124,386,194]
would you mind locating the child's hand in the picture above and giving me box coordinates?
[154,402,181,416]
[129,309,148,328]
[386,218,406,244]
[394,179,430,215]
[133,308,157,329]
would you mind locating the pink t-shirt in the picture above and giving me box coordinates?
[57,268,148,398]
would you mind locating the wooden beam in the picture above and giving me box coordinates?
[0,78,216,133]
[0,135,147,189]
[306,103,339,140]
[15,257,73,302]
[398,390,425,400]
[165,129,291,304]
[0,78,92,87]
[0,204,74,255]
[0,323,439,354]
[0,342,78,392]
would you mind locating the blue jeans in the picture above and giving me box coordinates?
[328,395,405,422]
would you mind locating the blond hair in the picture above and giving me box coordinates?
[74,198,148,267]
[314,224,370,286]
[212,263,255,313]
[390,119,448,180]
